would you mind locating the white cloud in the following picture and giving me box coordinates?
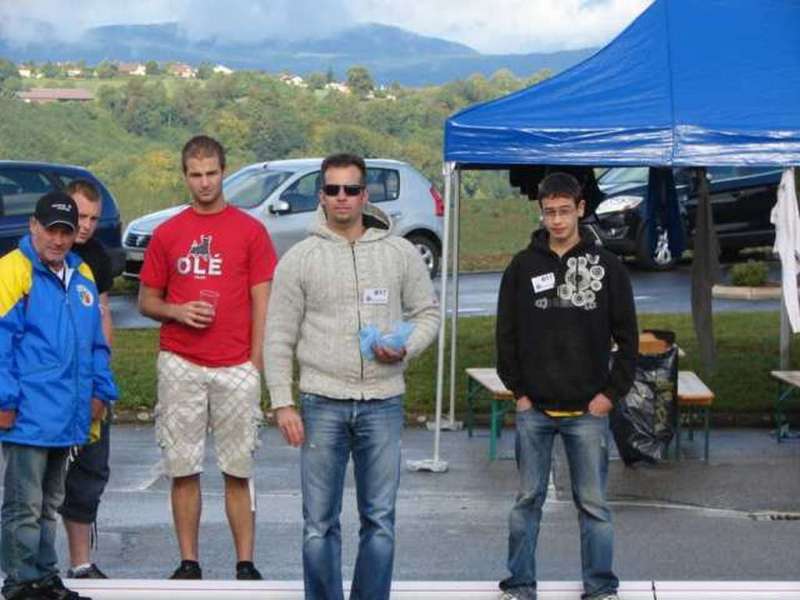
[351,0,652,53]
[174,0,353,42]
[0,0,173,43]
[0,0,652,53]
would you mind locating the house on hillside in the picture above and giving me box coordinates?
[325,82,351,94]
[118,63,146,76]
[169,63,196,78]
[279,73,307,87]
[17,88,94,104]
[213,64,234,75]
[65,68,83,78]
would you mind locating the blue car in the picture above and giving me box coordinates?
[0,161,124,275]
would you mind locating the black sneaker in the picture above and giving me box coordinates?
[235,561,263,580]
[66,564,108,579]
[4,582,43,600]
[168,560,202,580]
[30,576,91,600]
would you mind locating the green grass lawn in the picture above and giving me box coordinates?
[113,311,796,418]
[458,196,540,271]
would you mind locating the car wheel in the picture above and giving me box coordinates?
[636,223,679,270]
[406,234,440,278]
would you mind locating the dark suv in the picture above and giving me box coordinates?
[0,161,124,275]
[590,166,782,269]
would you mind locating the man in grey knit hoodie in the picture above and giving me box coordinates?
[264,153,439,600]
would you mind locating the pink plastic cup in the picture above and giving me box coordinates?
[198,289,220,318]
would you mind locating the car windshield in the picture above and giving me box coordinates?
[224,166,295,209]
[598,167,649,187]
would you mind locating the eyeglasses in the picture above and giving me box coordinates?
[322,184,364,197]
[541,207,577,220]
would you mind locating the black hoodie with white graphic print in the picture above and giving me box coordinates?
[495,227,638,412]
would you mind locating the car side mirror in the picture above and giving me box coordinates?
[269,200,291,215]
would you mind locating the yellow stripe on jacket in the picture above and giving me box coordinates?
[0,250,33,318]
[78,261,96,283]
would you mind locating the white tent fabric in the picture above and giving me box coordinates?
[772,169,800,333]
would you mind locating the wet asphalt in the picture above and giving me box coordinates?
[35,424,800,582]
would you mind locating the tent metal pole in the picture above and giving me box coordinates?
[444,169,463,430]
[779,166,798,370]
[406,162,453,473]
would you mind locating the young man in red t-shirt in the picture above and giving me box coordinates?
[138,135,276,581]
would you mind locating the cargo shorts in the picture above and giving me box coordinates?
[155,351,262,479]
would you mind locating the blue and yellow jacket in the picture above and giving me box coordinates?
[0,235,118,447]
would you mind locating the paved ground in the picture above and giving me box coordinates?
[29,424,799,584]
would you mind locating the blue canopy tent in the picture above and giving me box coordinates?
[411,0,800,470]
[444,0,800,167]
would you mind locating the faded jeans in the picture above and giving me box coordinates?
[500,409,618,600]
[300,394,403,600]
[1,443,68,598]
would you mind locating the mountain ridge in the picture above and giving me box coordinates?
[0,20,596,85]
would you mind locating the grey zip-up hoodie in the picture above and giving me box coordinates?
[264,203,440,409]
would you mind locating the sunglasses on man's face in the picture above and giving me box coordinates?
[322,184,364,197]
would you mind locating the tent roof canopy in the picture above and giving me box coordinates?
[444,0,800,169]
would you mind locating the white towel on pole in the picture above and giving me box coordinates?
[771,168,800,332]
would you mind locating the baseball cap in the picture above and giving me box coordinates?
[34,191,78,231]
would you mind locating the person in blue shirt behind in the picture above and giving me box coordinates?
[0,191,118,600]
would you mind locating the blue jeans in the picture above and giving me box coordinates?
[1,443,68,598]
[500,410,618,600]
[300,394,403,600]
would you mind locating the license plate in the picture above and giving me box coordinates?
[126,251,144,261]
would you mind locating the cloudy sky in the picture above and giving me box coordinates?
[0,0,652,54]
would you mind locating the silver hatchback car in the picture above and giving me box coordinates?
[122,158,444,279]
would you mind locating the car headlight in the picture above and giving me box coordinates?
[595,195,644,216]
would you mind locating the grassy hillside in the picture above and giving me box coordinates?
[1,69,548,270]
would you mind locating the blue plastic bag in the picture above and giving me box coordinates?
[359,322,415,360]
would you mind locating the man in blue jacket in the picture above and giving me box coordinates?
[0,191,118,600]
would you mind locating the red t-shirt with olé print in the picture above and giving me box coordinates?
[140,205,276,367]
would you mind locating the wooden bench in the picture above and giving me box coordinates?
[465,368,514,460]
[675,370,714,462]
[770,370,800,441]
[465,367,714,462]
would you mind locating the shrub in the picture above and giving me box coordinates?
[730,260,769,287]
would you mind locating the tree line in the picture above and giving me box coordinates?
[0,58,551,223]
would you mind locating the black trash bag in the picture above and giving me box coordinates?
[611,330,678,466]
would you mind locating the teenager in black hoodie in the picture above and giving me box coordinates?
[496,173,637,600]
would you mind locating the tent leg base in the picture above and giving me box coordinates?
[406,458,449,473]
[426,419,463,432]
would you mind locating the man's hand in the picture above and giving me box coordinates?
[275,406,304,447]
[250,352,264,373]
[0,409,16,430]
[91,398,107,421]
[588,393,613,417]
[171,301,215,329]
[516,395,533,412]
[373,345,406,364]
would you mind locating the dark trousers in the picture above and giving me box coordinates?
[58,418,111,524]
